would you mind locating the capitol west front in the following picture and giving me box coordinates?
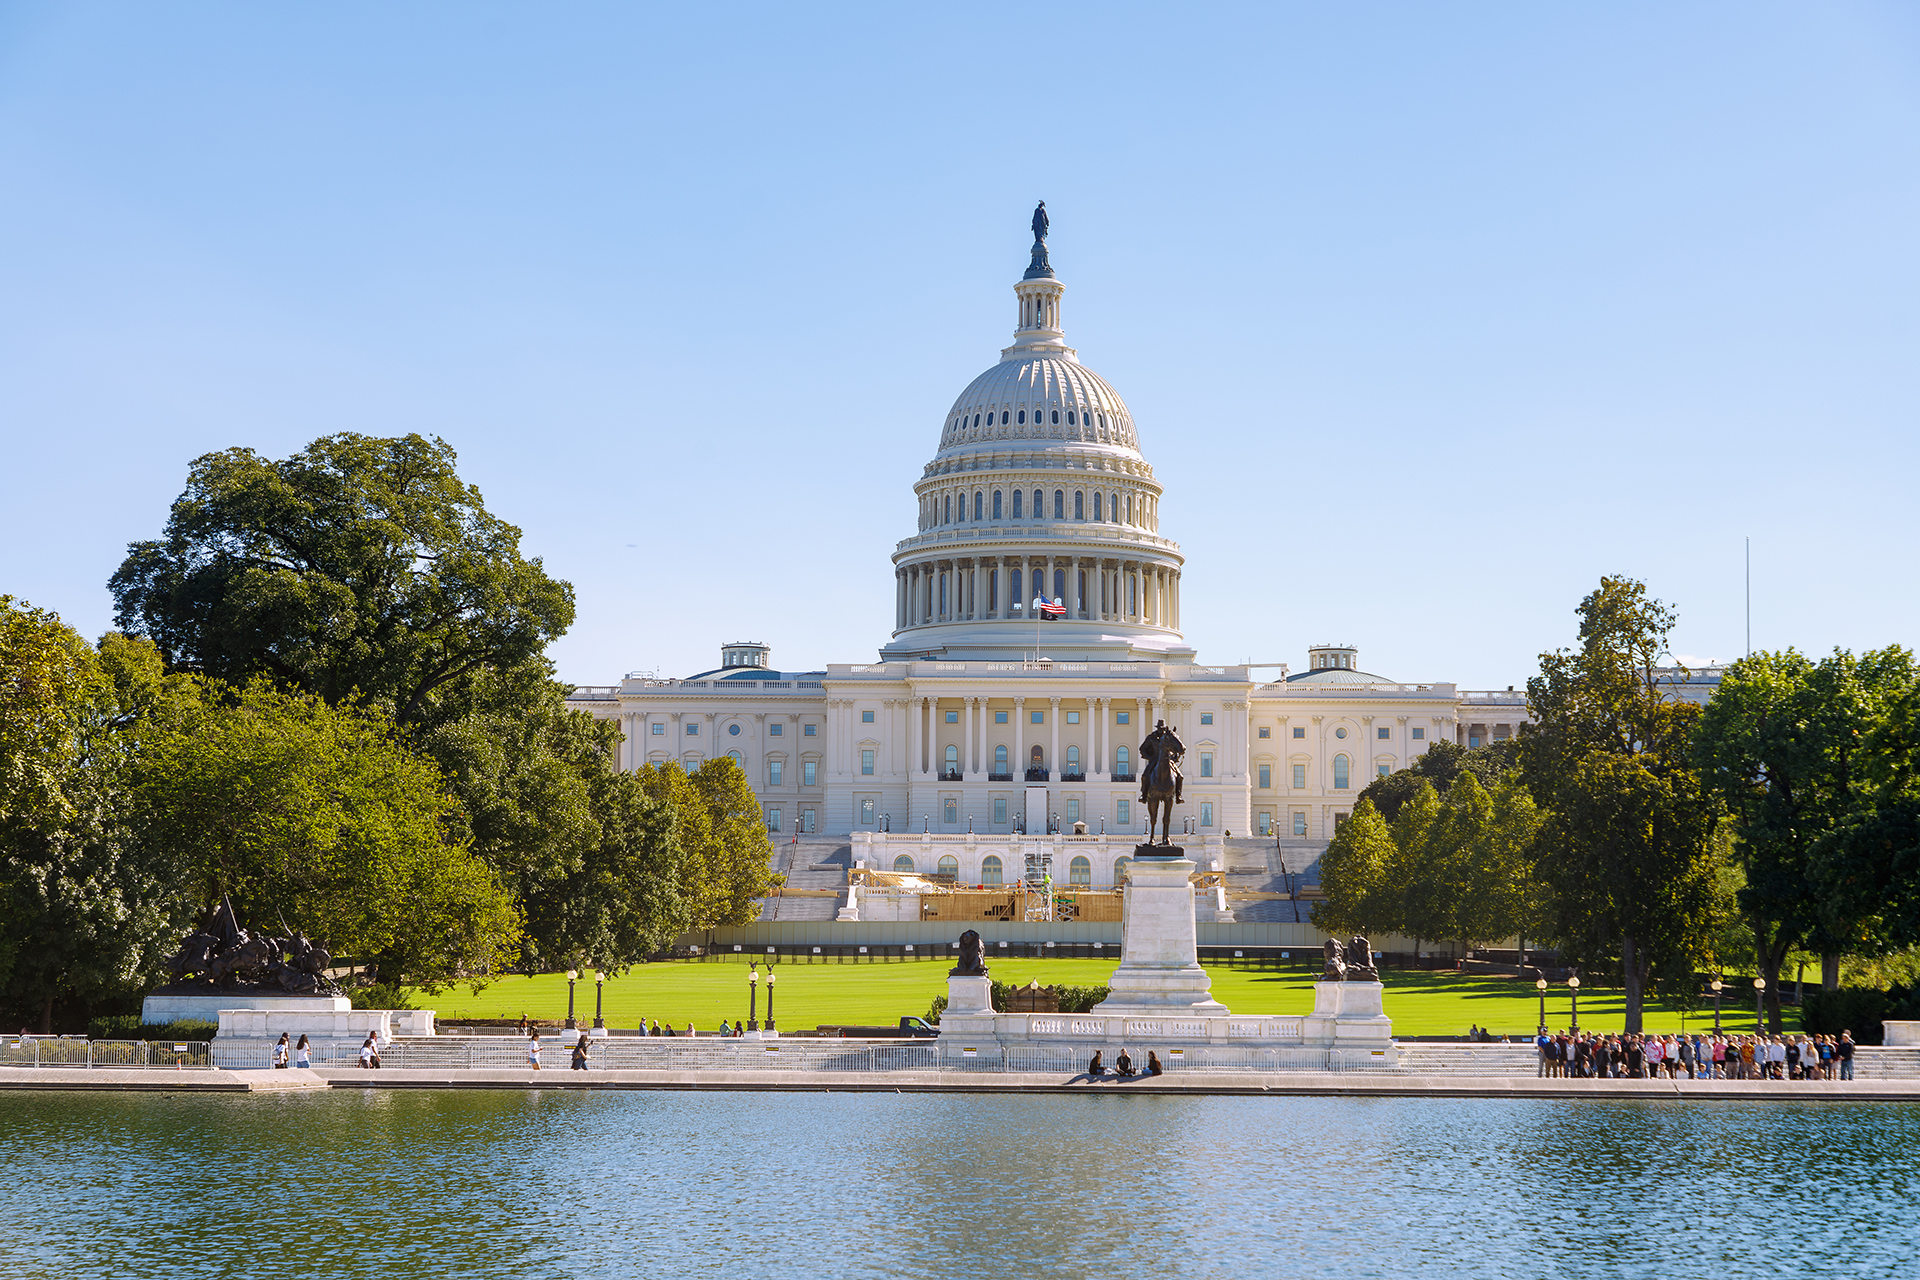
[569,230,1527,884]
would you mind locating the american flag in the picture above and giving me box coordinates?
[1035,597,1066,619]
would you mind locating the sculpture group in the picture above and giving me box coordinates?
[1321,936,1380,983]
[161,897,342,996]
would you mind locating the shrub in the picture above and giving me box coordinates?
[349,981,416,1010]
[1801,985,1920,1045]
[926,994,948,1025]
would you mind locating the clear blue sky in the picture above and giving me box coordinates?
[2,3,1916,689]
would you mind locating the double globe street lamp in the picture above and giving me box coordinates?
[1711,978,1724,1033]
[1567,975,1581,1034]
[1755,975,1768,1033]
[565,969,579,1030]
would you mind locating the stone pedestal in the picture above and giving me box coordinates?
[1302,981,1394,1064]
[1884,1021,1920,1046]
[142,992,349,1025]
[947,975,992,1014]
[1092,851,1228,1015]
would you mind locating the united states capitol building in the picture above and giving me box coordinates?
[567,222,1528,894]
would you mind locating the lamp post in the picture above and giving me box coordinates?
[747,964,760,1033]
[1754,975,1767,1033]
[593,970,605,1031]
[765,968,778,1033]
[1711,978,1724,1034]
[1567,975,1581,1034]
[565,969,579,1030]
[1535,978,1548,1037]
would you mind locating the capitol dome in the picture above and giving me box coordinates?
[880,216,1190,663]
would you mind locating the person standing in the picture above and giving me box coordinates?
[571,1033,590,1071]
[1537,1030,1552,1078]
[1838,1031,1855,1081]
[272,1033,291,1069]
[295,1034,311,1069]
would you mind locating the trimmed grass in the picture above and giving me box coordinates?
[410,962,1746,1038]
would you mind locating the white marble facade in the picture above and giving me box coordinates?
[568,237,1528,842]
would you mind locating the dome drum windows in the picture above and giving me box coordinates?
[1017,410,1027,424]
[992,490,1003,519]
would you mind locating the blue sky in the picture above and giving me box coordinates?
[2,3,1916,688]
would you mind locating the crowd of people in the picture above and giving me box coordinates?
[1533,1029,1857,1080]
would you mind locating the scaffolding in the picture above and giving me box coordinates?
[1019,847,1054,922]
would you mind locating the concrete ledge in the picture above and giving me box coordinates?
[305,1068,1920,1100]
[0,1067,330,1093]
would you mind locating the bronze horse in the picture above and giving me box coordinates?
[1142,751,1180,846]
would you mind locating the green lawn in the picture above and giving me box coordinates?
[410,961,1750,1038]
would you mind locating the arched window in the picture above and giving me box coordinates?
[945,744,959,774]
[1017,409,1026,424]
[1333,754,1350,789]
[1074,491,1084,520]
[1067,410,1077,425]
[1066,745,1080,772]
[937,854,959,878]
[727,750,743,766]
[973,491,982,520]
[1093,492,1103,520]
[1031,744,1045,769]
[981,855,1003,886]
[995,744,1008,771]
[1114,857,1130,883]
[1054,490,1064,519]
[1069,855,1092,886]
[1125,493,1133,523]
[1116,745,1130,775]
[893,854,916,874]
[1034,490,1044,518]
[972,413,980,428]
[944,494,951,524]
[1011,489,1023,518]
[992,490,1002,519]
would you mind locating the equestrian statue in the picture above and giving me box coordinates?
[1137,719,1186,846]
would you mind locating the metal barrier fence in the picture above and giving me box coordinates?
[1,1039,213,1070]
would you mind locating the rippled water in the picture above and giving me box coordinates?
[1,1090,1915,1279]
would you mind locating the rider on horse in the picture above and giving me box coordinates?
[1138,720,1186,805]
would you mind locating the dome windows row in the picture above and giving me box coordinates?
[944,406,1131,447]
[919,484,1158,531]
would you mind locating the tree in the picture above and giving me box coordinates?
[136,679,521,988]
[0,600,191,1031]
[1811,676,1920,958]
[632,760,776,931]
[1693,647,1918,1019]
[1311,797,1395,937]
[1457,774,1548,949]
[109,432,573,731]
[1355,738,1521,824]
[1522,576,1725,1030]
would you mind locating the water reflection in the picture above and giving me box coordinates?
[0,1091,1914,1279]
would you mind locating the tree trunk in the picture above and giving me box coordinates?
[40,991,54,1035]
[1621,934,1644,1032]
[1757,924,1791,1035]
[1822,953,1841,991]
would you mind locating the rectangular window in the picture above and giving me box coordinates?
[1258,726,1270,739]
[1378,764,1391,779]
[1066,799,1080,822]
[1412,727,1425,740]
[1201,802,1214,827]
[860,798,875,824]
[1258,764,1271,789]
[766,808,782,832]
[651,723,665,736]
[1377,726,1390,739]
[803,761,817,787]
[1259,811,1272,836]
[1116,711,1129,725]
[1469,734,1483,748]
[1117,799,1131,824]
[1293,812,1307,836]
[862,710,875,723]
[769,723,783,736]
[1031,711,1044,724]
[685,723,699,736]
[946,710,958,723]
[802,808,816,833]
[1200,712,1214,725]
[1292,764,1307,789]
[995,710,1008,724]
[1199,752,1214,778]
[943,798,957,824]
[861,749,875,776]
[769,761,783,786]
[1334,812,1348,831]
[994,797,1007,823]
[1293,727,1306,739]
[1066,710,1080,724]
[804,724,817,737]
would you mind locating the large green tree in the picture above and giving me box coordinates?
[109,432,573,730]
[633,759,777,930]
[1811,677,1920,959]
[1311,797,1396,937]
[136,679,522,988]
[1692,646,1918,1021]
[0,601,192,1031]
[1522,576,1726,1030]
[1355,738,1521,825]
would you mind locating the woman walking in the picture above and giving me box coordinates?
[528,1029,542,1071]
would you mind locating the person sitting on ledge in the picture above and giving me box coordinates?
[1115,1049,1135,1078]
[1087,1051,1105,1077]
[1145,1051,1164,1077]
[719,1019,732,1037]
